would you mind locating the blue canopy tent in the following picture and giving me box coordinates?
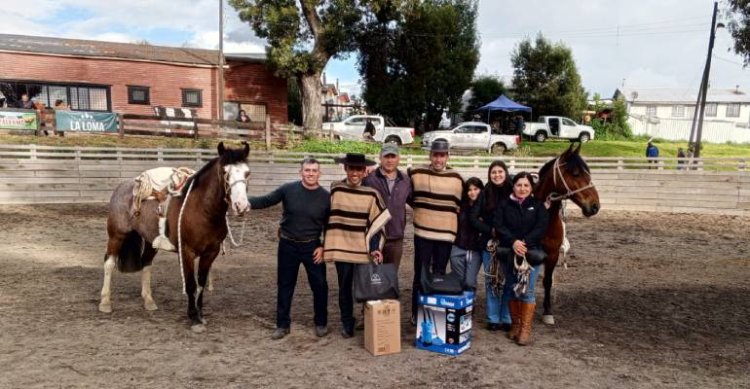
[475,94,532,123]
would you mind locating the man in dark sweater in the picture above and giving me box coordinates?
[249,158,331,340]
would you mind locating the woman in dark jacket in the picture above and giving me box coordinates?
[469,160,512,331]
[493,172,549,346]
[449,177,484,291]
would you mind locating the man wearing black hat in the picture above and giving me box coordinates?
[408,140,463,323]
[324,153,391,338]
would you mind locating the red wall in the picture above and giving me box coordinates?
[0,52,288,124]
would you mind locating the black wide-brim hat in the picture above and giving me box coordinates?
[334,153,376,167]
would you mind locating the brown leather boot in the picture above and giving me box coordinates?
[516,302,536,346]
[507,300,521,340]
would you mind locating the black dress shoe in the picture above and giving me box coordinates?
[500,323,512,332]
[271,327,290,340]
[487,323,501,331]
[315,326,329,337]
[341,328,354,338]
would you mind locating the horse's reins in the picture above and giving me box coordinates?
[546,157,596,202]
[220,167,250,249]
[513,254,532,297]
[177,178,195,295]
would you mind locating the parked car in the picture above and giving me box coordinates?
[421,121,520,154]
[322,114,415,145]
[523,116,595,142]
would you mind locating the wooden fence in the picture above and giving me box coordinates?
[0,145,748,216]
[3,109,311,149]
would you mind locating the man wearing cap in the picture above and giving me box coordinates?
[249,157,330,340]
[408,140,463,323]
[324,153,391,338]
[363,143,413,272]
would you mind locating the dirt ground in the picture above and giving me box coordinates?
[0,204,748,389]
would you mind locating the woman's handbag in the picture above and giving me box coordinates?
[353,260,399,302]
[420,263,463,295]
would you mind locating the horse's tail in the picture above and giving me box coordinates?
[117,231,146,273]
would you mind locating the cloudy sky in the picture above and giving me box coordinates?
[2,0,747,99]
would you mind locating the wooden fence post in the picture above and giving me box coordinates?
[30,144,37,160]
[192,109,199,140]
[265,114,272,151]
[118,113,124,138]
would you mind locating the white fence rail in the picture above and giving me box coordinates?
[0,145,748,215]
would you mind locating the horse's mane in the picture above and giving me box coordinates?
[180,145,249,195]
[538,151,590,180]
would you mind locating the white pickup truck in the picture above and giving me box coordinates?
[322,115,415,145]
[523,116,595,142]
[421,121,520,154]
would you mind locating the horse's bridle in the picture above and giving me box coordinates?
[219,163,250,207]
[547,156,595,202]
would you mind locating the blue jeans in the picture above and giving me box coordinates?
[482,250,511,325]
[510,262,542,303]
[449,246,482,290]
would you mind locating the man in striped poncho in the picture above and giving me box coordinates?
[324,153,391,338]
[408,140,463,323]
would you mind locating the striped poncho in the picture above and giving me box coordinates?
[408,166,463,242]
[323,181,392,264]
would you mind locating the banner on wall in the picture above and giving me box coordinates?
[0,110,38,130]
[56,110,118,133]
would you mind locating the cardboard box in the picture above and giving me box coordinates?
[364,299,401,356]
[415,291,474,356]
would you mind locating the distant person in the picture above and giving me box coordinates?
[236,110,250,123]
[646,140,659,169]
[676,147,686,170]
[19,93,34,109]
[364,119,376,139]
[54,99,69,110]
[513,115,525,136]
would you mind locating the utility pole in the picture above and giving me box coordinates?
[688,1,723,158]
[218,0,225,123]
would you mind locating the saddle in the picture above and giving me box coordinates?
[132,167,195,216]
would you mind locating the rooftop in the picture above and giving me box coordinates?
[0,33,266,66]
[615,87,750,104]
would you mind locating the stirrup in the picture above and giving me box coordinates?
[153,235,176,252]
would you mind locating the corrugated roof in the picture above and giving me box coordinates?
[616,87,750,104]
[0,33,266,66]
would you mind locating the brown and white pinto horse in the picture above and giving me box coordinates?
[99,142,251,332]
[534,143,600,325]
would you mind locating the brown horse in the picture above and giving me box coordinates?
[99,142,251,332]
[534,142,600,325]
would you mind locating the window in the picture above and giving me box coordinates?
[705,103,717,117]
[645,105,657,117]
[223,101,267,122]
[182,88,202,107]
[128,86,150,105]
[671,105,685,118]
[726,103,741,118]
[15,82,109,111]
[562,118,576,126]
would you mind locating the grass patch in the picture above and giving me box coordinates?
[1,132,748,158]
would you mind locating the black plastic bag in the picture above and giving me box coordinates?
[353,261,399,302]
[420,264,463,295]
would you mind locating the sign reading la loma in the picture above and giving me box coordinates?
[56,110,118,133]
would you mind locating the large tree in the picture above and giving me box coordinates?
[465,75,506,119]
[726,0,750,65]
[357,0,479,130]
[229,0,361,131]
[511,34,587,120]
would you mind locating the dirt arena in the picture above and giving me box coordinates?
[0,204,748,388]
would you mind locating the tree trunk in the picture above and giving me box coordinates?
[299,73,323,133]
